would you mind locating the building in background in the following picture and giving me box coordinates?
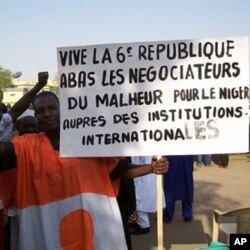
[2,79,58,106]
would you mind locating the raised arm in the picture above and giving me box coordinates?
[8,72,49,121]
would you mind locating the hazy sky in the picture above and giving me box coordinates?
[0,0,249,81]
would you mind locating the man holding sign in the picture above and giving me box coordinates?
[0,90,168,250]
[55,36,248,250]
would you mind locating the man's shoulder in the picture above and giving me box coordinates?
[12,132,46,144]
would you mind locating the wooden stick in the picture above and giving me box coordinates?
[156,174,164,250]
[156,155,164,250]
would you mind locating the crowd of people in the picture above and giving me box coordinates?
[1,71,239,250]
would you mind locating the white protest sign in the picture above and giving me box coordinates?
[57,36,249,157]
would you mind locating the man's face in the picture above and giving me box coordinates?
[34,95,60,132]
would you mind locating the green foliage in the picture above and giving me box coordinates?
[0,66,14,90]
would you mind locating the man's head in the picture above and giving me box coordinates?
[33,91,60,133]
[16,109,38,135]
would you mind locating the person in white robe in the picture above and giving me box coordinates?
[130,156,166,234]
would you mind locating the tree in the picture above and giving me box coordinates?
[0,66,14,101]
[0,66,14,89]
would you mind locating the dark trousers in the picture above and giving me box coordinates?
[164,200,193,222]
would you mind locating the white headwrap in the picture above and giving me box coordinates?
[17,109,35,121]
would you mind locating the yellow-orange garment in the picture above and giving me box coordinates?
[0,133,127,250]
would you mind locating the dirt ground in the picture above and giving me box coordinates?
[131,153,250,250]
